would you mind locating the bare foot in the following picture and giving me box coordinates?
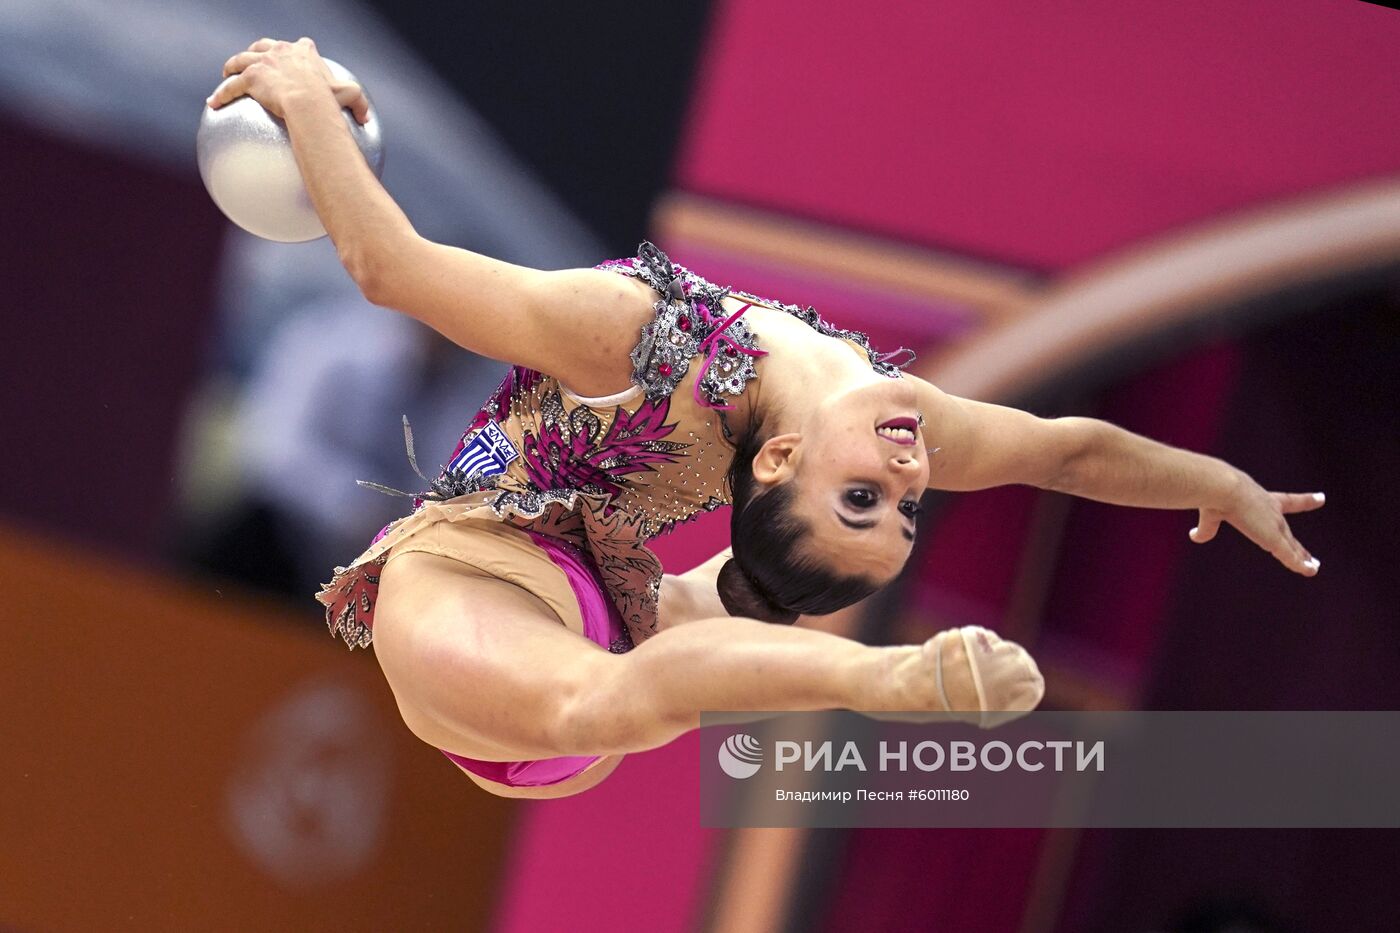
[876,626,1045,727]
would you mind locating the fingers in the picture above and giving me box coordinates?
[1282,520,1319,575]
[245,37,310,52]
[332,81,371,124]
[1273,491,1326,514]
[206,72,248,110]
[1188,509,1222,543]
[229,38,317,75]
[1268,492,1324,574]
[1189,503,1322,577]
[1262,518,1319,577]
[1276,536,1319,576]
[213,37,329,115]
[223,50,264,77]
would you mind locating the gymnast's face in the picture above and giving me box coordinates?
[752,377,930,583]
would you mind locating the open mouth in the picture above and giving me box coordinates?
[875,416,919,446]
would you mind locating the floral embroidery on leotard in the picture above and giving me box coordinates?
[520,387,691,509]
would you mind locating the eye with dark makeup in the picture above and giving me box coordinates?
[844,487,923,520]
[845,488,878,509]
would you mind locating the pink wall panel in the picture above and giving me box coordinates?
[492,731,721,933]
[678,0,1400,269]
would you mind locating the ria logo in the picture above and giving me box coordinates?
[718,733,764,779]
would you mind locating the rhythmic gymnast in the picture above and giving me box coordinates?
[209,38,1326,799]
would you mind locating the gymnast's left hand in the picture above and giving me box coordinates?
[1188,474,1325,577]
[208,37,370,124]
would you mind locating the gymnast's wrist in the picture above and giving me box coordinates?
[281,85,341,123]
[1210,460,1250,512]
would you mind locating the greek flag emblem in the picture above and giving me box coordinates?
[447,420,519,477]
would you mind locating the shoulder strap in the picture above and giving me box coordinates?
[596,241,919,402]
[597,241,768,410]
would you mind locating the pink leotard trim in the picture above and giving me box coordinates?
[692,300,767,411]
[438,531,626,787]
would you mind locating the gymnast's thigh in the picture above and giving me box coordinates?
[371,548,613,761]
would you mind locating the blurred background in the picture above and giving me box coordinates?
[3,0,1398,930]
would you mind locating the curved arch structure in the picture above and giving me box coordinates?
[920,178,1400,402]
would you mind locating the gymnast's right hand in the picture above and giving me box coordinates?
[881,625,1044,728]
[209,36,370,124]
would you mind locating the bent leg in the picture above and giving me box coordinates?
[372,549,1038,769]
[372,549,616,761]
[562,616,896,756]
[372,549,904,761]
[565,622,1043,752]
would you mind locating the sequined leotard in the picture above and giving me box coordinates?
[315,241,914,655]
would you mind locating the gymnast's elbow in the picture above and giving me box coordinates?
[344,247,393,307]
[1037,416,1106,494]
[339,228,414,308]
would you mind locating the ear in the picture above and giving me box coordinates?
[751,432,802,485]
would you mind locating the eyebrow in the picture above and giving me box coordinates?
[835,511,915,542]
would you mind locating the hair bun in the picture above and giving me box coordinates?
[717,557,800,625]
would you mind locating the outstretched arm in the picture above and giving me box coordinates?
[209,37,657,396]
[908,373,1325,577]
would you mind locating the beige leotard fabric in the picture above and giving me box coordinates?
[380,516,587,636]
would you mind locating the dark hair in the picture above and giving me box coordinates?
[716,422,881,624]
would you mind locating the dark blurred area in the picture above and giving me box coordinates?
[1158,896,1293,933]
[358,0,713,254]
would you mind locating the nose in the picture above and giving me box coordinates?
[889,453,921,474]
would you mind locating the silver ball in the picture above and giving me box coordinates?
[196,58,384,243]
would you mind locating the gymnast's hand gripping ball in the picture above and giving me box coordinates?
[196,57,384,243]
